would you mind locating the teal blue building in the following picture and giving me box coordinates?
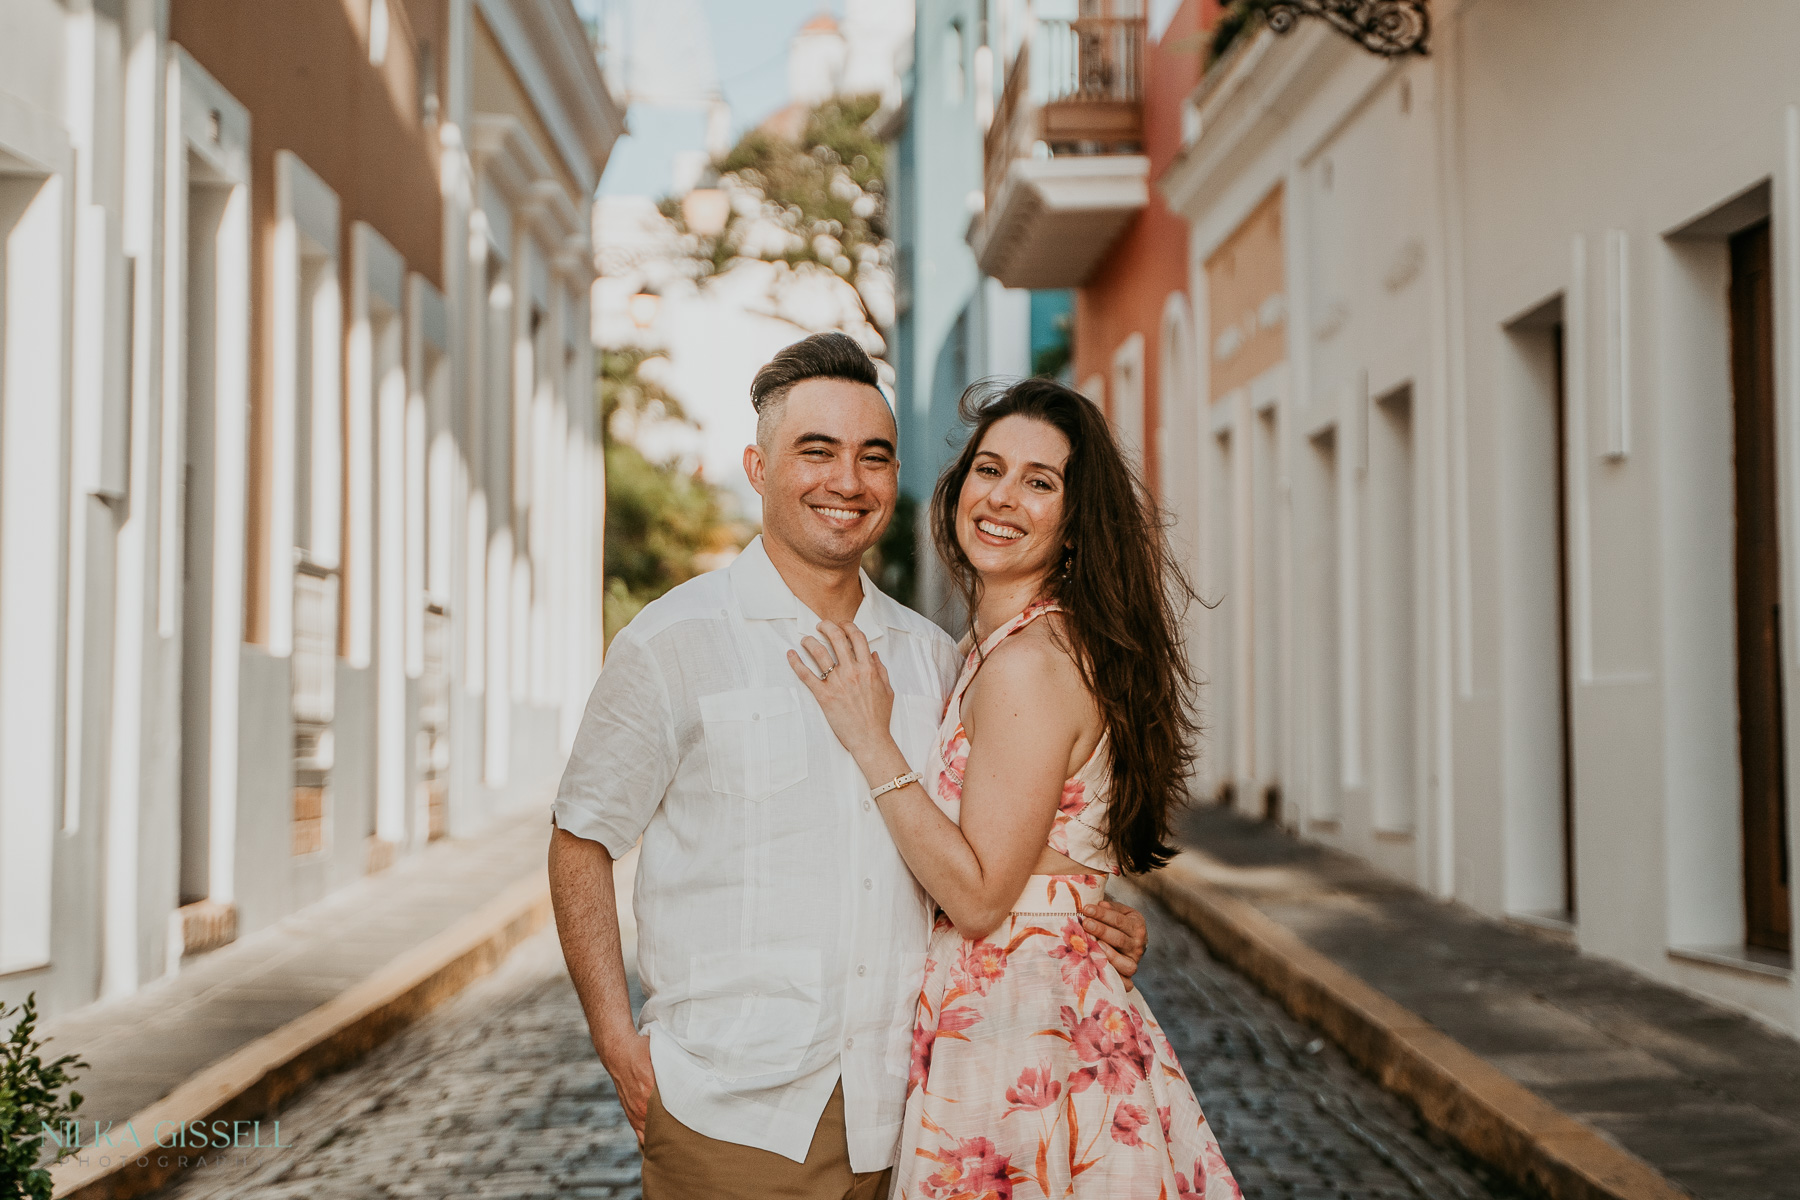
[880,1,1069,623]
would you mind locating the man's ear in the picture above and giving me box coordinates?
[743,443,767,496]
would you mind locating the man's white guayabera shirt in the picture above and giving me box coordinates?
[554,536,960,1169]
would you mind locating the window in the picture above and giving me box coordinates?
[1111,333,1145,471]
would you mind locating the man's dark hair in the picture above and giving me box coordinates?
[750,333,882,445]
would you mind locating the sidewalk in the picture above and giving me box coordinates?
[1156,804,1800,1200]
[42,805,559,1197]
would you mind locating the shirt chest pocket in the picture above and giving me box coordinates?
[699,686,810,802]
[892,693,943,769]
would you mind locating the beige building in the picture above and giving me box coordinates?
[0,0,622,1019]
[1166,1,1800,1035]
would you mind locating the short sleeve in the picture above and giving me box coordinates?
[553,628,679,857]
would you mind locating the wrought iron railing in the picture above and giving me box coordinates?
[1039,17,1145,106]
[982,16,1146,209]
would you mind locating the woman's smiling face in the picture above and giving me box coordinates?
[956,414,1072,588]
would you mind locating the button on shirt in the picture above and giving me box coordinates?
[554,537,960,1169]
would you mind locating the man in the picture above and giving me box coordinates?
[549,333,1149,1199]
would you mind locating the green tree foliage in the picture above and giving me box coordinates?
[599,348,748,649]
[1209,0,1279,65]
[661,94,890,331]
[1032,312,1074,382]
[0,995,85,1200]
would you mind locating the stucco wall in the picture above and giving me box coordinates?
[172,0,445,648]
[471,10,586,206]
[1165,1,1800,1034]
[1072,0,1212,495]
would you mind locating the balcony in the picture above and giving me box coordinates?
[971,14,1151,290]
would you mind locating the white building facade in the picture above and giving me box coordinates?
[0,0,621,1019]
[1166,0,1800,1035]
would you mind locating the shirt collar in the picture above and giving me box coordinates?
[730,535,897,643]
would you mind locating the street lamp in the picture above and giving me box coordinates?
[681,187,731,238]
[628,289,661,330]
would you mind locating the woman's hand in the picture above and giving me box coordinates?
[788,621,896,763]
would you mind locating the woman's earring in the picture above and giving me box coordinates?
[1060,546,1074,579]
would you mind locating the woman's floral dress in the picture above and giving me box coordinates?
[892,601,1242,1200]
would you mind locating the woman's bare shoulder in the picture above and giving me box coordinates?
[967,620,1089,720]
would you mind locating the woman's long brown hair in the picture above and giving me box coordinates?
[931,378,1201,875]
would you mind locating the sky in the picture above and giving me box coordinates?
[585,0,845,198]
[582,0,881,518]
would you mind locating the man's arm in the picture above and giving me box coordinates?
[1081,899,1149,987]
[549,629,678,1140]
[549,825,655,1142]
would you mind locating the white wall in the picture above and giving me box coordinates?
[1167,1,1800,1035]
[0,0,614,1023]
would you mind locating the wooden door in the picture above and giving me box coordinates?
[1729,220,1792,954]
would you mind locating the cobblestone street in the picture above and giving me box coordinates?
[153,886,1527,1200]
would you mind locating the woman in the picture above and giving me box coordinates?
[787,379,1241,1199]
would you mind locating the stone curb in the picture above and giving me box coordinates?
[1137,852,1691,1200]
[49,868,554,1200]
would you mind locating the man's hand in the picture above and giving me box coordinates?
[1080,900,1149,989]
[599,1031,656,1145]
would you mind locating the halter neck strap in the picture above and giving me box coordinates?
[950,599,1064,712]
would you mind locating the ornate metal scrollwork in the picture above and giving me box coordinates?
[1266,0,1429,57]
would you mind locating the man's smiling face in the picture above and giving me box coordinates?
[745,377,899,571]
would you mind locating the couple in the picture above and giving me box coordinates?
[549,332,1240,1200]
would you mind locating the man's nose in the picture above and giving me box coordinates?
[827,452,864,495]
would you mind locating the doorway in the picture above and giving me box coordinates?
[1368,384,1417,834]
[1500,298,1577,922]
[1551,323,1576,917]
[1729,219,1791,955]
[178,165,233,908]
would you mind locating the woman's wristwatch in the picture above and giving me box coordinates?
[869,769,922,802]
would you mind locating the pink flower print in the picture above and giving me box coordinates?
[1110,1102,1150,1148]
[1061,1000,1154,1096]
[920,1135,1014,1200]
[1059,777,1086,819]
[951,938,1008,997]
[1047,917,1108,1006]
[937,728,969,804]
[1003,1063,1062,1116]
[937,1004,981,1037]
[1176,1143,1242,1199]
[1158,1104,1173,1143]
[1201,1140,1239,1195]
[908,1023,935,1092]
[1046,778,1086,855]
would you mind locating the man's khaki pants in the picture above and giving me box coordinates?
[642,1081,892,1200]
